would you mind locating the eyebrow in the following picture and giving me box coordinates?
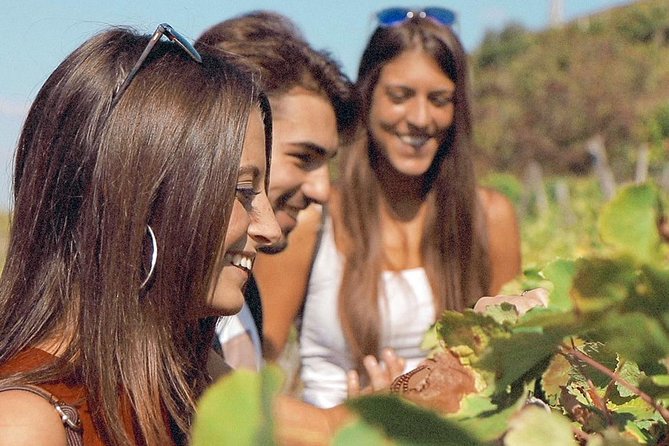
[238,165,261,178]
[295,142,338,159]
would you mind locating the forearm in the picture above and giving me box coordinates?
[273,395,354,446]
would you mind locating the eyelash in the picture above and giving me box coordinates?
[386,90,454,107]
[236,186,260,205]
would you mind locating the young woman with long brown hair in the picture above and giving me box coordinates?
[255,8,523,408]
[0,24,280,445]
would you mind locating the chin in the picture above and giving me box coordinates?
[208,292,245,316]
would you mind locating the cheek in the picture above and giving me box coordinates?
[208,266,245,315]
[436,105,455,129]
[225,203,249,251]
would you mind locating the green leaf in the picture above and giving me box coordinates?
[503,406,579,446]
[541,258,576,312]
[437,310,512,362]
[587,312,669,369]
[585,427,643,445]
[598,183,662,263]
[541,351,573,406]
[483,302,520,325]
[478,330,564,390]
[616,360,644,399]
[571,257,637,313]
[346,395,484,445]
[333,420,391,445]
[191,366,283,446]
[450,393,526,442]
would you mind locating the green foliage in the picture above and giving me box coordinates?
[471,0,669,177]
[345,395,485,445]
[191,366,283,446]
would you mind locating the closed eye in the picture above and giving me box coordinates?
[429,91,454,107]
[236,186,260,208]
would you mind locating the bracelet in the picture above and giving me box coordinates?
[389,364,428,393]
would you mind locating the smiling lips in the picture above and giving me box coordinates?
[224,252,254,274]
[398,134,431,149]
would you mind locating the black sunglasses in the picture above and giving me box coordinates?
[111,23,202,108]
[376,7,457,28]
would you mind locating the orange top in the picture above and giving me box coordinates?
[0,348,145,445]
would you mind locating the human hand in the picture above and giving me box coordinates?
[389,351,476,413]
[347,348,406,398]
[473,287,549,316]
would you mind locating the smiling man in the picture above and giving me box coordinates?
[196,11,358,369]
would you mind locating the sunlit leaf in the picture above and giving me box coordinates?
[615,360,644,399]
[541,350,573,406]
[450,393,526,442]
[585,427,643,445]
[541,258,576,312]
[478,330,564,390]
[598,183,662,263]
[437,310,512,361]
[191,367,283,446]
[503,406,578,446]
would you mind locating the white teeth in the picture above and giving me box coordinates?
[225,253,254,272]
[400,135,430,148]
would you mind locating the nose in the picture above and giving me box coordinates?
[301,164,331,205]
[248,193,281,247]
[405,97,430,130]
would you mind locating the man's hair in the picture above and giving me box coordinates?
[196,10,359,144]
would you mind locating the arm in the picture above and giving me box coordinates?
[257,204,323,360]
[273,395,354,446]
[0,390,68,446]
[478,187,522,294]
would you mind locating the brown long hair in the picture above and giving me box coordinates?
[338,17,491,372]
[0,27,269,445]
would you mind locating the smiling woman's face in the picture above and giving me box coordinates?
[368,48,456,177]
[206,108,281,315]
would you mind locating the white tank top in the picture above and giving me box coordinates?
[299,214,436,408]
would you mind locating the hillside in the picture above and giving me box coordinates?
[470,0,669,180]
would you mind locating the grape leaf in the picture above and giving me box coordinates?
[598,183,663,264]
[571,256,637,313]
[504,406,579,446]
[541,258,577,312]
[191,366,283,446]
[346,395,484,445]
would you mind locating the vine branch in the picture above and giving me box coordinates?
[559,344,669,423]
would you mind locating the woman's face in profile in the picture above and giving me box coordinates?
[368,48,455,177]
[206,108,281,315]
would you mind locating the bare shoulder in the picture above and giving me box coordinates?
[477,186,517,222]
[0,389,67,446]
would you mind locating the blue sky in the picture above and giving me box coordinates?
[0,0,634,211]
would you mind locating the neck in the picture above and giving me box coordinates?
[375,155,431,222]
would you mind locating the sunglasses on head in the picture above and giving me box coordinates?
[376,7,457,28]
[111,23,201,108]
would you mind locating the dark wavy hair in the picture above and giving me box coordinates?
[0,26,270,445]
[337,17,491,373]
[196,10,358,145]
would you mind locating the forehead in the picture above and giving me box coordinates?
[240,108,267,170]
[269,87,339,153]
[378,49,454,88]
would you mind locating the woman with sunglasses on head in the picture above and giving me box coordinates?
[258,7,527,409]
[0,24,281,445]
